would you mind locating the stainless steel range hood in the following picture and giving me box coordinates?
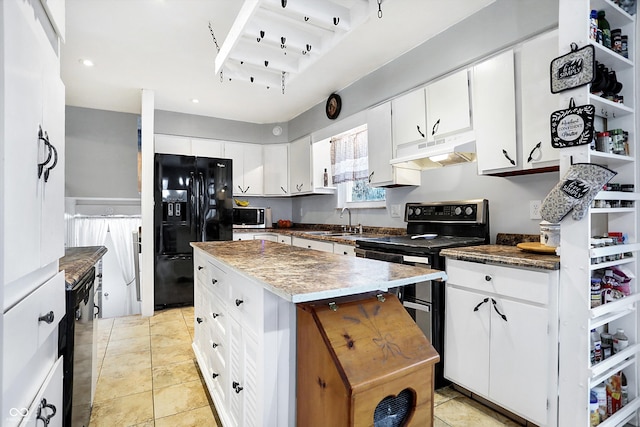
[390,130,476,170]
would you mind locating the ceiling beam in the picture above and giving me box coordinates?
[215,0,261,74]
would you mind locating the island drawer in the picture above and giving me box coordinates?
[227,272,263,334]
[446,259,550,305]
[207,260,229,299]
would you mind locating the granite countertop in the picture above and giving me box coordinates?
[59,246,108,287]
[233,225,405,246]
[192,240,447,303]
[440,245,560,270]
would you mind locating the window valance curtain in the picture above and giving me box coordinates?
[330,129,368,184]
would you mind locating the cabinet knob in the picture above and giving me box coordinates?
[212,312,220,318]
[211,278,218,285]
[198,266,204,270]
[232,381,244,393]
[484,275,492,282]
[38,311,55,324]
[212,373,219,379]
[212,342,219,349]
[196,317,203,324]
[235,299,244,307]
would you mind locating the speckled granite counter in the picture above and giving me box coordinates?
[59,246,108,288]
[233,225,405,246]
[192,240,447,303]
[440,245,560,270]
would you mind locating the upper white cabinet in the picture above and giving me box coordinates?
[367,102,420,187]
[474,49,518,174]
[263,143,289,196]
[155,134,224,158]
[226,142,264,196]
[3,0,65,288]
[289,136,312,195]
[425,69,472,142]
[519,30,560,170]
[391,88,427,150]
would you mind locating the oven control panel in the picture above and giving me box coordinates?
[405,200,487,223]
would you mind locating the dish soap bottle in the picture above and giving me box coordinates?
[597,10,611,49]
[323,168,329,187]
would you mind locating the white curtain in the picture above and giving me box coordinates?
[67,215,141,287]
[330,128,369,184]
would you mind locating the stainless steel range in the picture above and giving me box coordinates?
[355,199,489,389]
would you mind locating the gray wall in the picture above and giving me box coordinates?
[65,106,140,198]
[65,0,561,238]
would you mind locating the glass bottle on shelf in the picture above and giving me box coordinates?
[598,10,612,48]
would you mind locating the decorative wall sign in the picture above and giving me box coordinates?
[550,43,595,93]
[550,98,595,148]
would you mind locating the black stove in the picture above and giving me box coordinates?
[355,199,490,389]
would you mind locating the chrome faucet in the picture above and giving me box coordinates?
[340,207,352,232]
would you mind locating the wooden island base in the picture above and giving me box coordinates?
[296,293,440,427]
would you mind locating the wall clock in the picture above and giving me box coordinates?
[325,93,342,120]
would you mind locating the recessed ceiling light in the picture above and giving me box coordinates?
[79,58,94,67]
[191,98,200,103]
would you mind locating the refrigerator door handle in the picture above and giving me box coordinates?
[190,171,198,240]
[198,172,205,240]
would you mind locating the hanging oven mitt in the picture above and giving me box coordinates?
[540,163,616,223]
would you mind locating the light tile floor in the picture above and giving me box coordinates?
[90,307,522,426]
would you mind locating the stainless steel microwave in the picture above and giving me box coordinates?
[232,207,272,228]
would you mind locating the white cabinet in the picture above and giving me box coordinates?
[3,0,65,288]
[253,233,278,242]
[333,243,355,256]
[154,134,225,158]
[289,136,312,195]
[425,69,472,142]
[263,144,289,196]
[225,142,264,196]
[19,357,64,427]
[2,1,65,424]
[444,259,558,426]
[391,88,427,150]
[519,30,561,170]
[192,249,295,427]
[367,102,420,187]
[474,49,518,174]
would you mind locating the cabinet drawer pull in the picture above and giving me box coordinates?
[212,373,219,379]
[212,342,219,349]
[211,278,218,285]
[198,266,204,270]
[232,381,244,393]
[473,298,489,312]
[484,275,492,282]
[491,298,508,322]
[196,317,203,324]
[38,311,55,324]
[37,397,57,425]
[212,312,220,318]
[416,125,425,138]
[235,299,244,307]
[431,118,440,136]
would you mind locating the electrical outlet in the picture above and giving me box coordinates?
[390,204,402,218]
[529,200,542,220]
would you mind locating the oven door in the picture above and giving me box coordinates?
[355,248,433,342]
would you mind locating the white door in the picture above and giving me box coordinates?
[426,69,471,141]
[474,50,518,174]
[224,142,247,195]
[489,298,549,425]
[367,102,393,186]
[444,286,490,396]
[391,88,427,148]
[289,136,312,194]
[520,30,560,169]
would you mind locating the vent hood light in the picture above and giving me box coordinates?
[390,130,476,170]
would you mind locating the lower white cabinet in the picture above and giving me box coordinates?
[333,243,355,256]
[18,357,63,427]
[444,259,558,426]
[193,249,295,427]
[291,236,334,253]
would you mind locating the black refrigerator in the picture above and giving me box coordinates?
[154,153,233,307]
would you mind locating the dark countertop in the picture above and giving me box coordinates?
[59,246,108,287]
[192,240,447,303]
[440,244,560,270]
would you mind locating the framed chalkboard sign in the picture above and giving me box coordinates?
[550,43,595,93]
[550,98,595,148]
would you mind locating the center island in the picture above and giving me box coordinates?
[191,240,447,427]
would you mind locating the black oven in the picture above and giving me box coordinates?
[355,199,489,389]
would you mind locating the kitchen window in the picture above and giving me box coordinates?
[330,124,385,207]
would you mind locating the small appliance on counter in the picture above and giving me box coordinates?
[232,206,272,229]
